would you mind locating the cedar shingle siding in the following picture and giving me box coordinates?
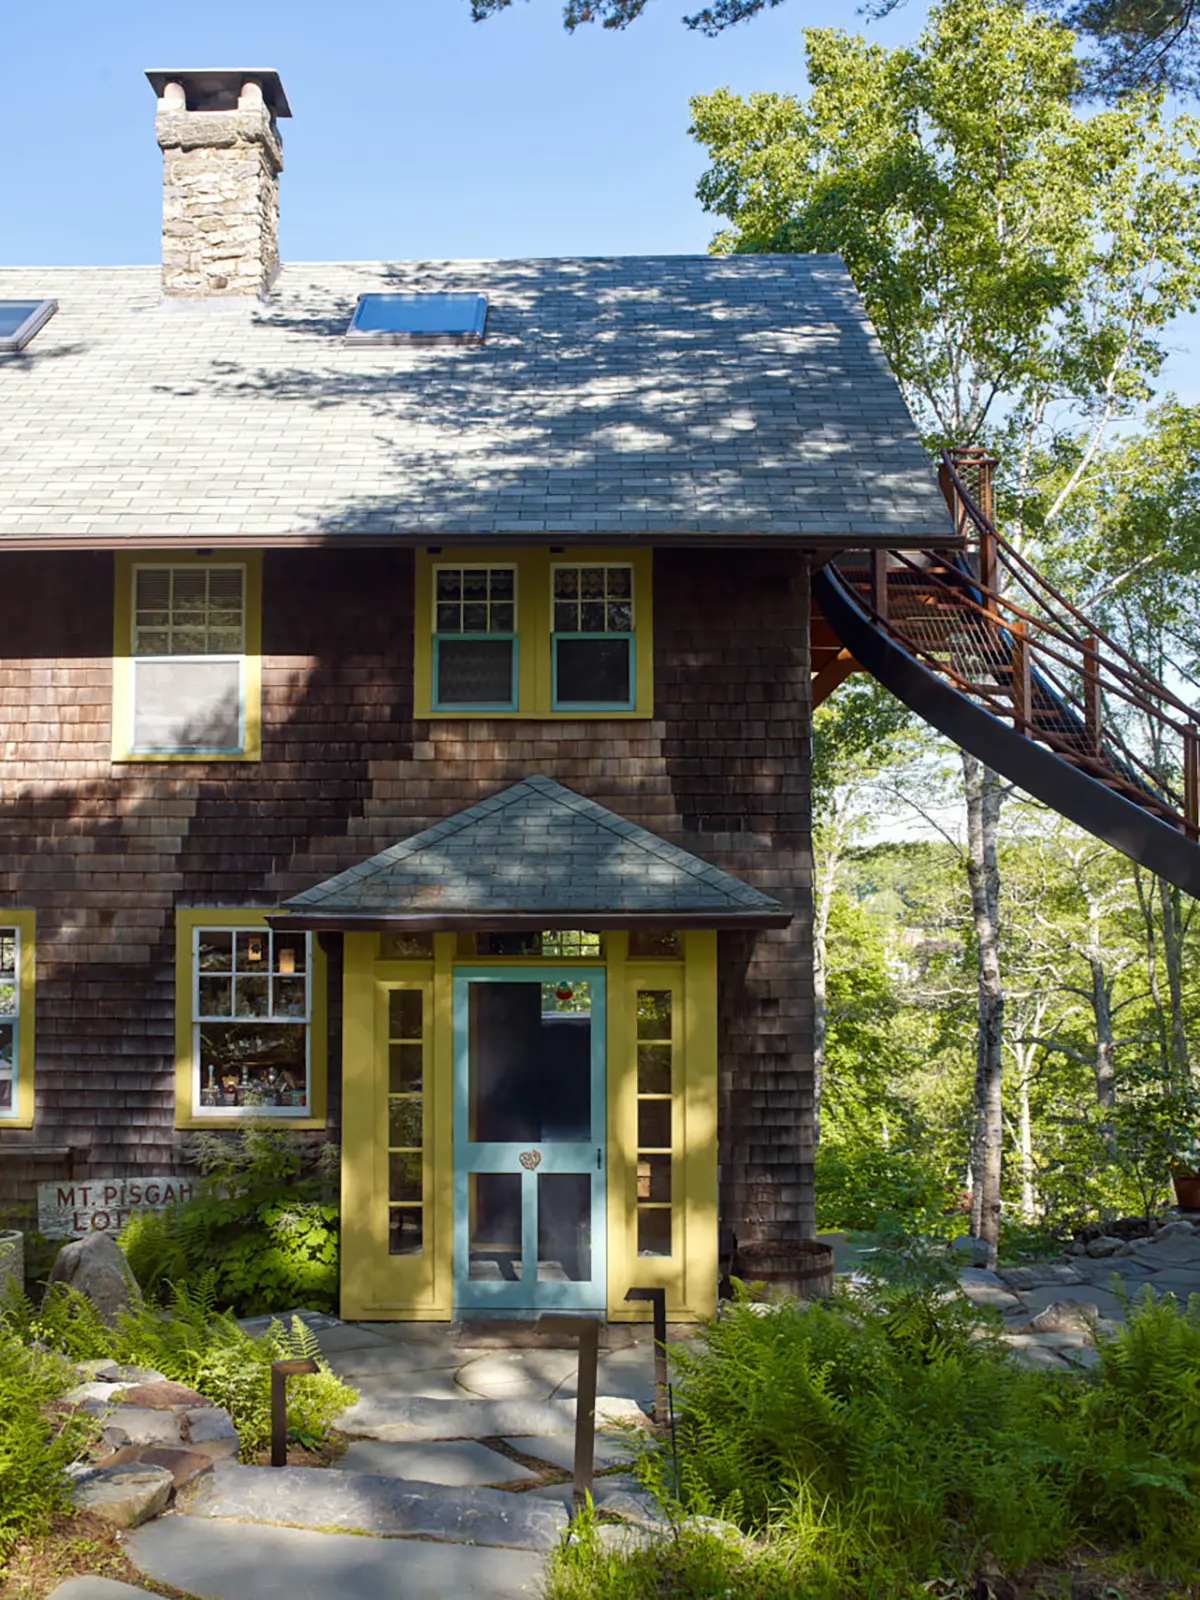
[0,546,812,1242]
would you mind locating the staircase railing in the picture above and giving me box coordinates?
[834,445,1200,840]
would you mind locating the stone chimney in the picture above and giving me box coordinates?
[146,69,291,297]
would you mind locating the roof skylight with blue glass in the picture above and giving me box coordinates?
[346,293,487,346]
[0,300,57,353]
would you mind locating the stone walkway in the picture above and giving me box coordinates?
[958,1216,1200,1370]
[60,1223,1200,1598]
[92,1316,667,1599]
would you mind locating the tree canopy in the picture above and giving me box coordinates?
[469,0,1200,99]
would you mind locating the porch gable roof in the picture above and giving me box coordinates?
[274,774,789,929]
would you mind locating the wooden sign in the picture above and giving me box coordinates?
[38,1176,196,1240]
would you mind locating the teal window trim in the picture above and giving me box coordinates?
[432,633,518,713]
[451,964,608,1313]
[127,655,248,757]
[551,633,636,713]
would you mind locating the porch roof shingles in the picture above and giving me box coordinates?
[0,255,950,546]
[279,775,788,926]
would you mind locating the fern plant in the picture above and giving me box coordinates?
[0,1276,356,1463]
[0,1333,96,1555]
[120,1124,340,1316]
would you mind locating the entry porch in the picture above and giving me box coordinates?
[269,775,790,1323]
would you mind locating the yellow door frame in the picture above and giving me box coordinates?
[339,928,718,1324]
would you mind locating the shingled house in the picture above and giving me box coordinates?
[0,69,950,1321]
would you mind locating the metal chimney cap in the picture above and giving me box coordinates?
[145,69,292,117]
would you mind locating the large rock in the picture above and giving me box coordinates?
[951,1236,991,1267]
[1085,1236,1125,1258]
[0,1229,24,1304]
[100,1407,185,1451]
[1026,1300,1101,1334]
[120,1381,211,1411]
[72,1462,173,1529]
[182,1406,240,1459]
[47,1234,142,1327]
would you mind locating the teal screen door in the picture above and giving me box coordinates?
[453,967,607,1312]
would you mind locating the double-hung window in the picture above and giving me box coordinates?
[432,565,517,711]
[0,930,18,1116]
[187,923,313,1120]
[115,556,262,761]
[0,913,35,1126]
[552,564,635,710]
[175,910,326,1129]
[416,550,651,718]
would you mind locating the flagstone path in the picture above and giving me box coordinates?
[958,1216,1200,1370]
[63,1222,1200,1598]
[104,1315,665,1599]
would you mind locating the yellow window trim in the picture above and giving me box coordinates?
[0,910,36,1129]
[113,551,263,763]
[174,908,327,1131]
[414,547,653,719]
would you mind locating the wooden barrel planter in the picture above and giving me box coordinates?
[733,1239,835,1300]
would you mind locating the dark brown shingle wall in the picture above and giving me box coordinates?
[0,547,812,1245]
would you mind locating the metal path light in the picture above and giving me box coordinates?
[624,1285,668,1422]
[270,1356,319,1467]
[537,1314,601,1511]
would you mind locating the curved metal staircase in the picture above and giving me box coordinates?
[811,447,1200,898]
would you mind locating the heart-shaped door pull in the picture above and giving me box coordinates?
[518,1149,542,1170]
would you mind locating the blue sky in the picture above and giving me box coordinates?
[5,0,1198,398]
[2,0,918,264]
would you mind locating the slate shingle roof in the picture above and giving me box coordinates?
[278,775,789,925]
[0,255,950,546]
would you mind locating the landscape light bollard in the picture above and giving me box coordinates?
[270,1357,319,1467]
[624,1285,667,1422]
[538,1314,601,1512]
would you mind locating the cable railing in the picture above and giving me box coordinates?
[831,446,1200,841]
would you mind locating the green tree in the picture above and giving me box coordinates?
[468,0,1200,99]
[1059,0,1200,96]
[811,678,914,1131]
[691,0,1200,1260]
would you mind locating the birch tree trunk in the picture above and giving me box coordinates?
[964,751,1006,1266]
[812,789,851,1142]
[1017,1052,1036,1224]
[1158,876,1190,1088]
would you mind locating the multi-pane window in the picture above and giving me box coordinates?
[388,989,425,1256]
[0,929,19,1117]
[473,930,602,958]
[131,566,247,754]
[433,566,517,709]
[636,988,673,1257]
[552,565,634,709]
[194,927,311,1114]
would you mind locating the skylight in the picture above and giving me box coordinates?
[0,300,57,353]
[346,293,487,346]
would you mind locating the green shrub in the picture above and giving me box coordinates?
[120,1124,340,1317]
[1,1276,356,1461]
[813,1137,958,1236]
[551,1261,1200,1598]
[0,1333,95,1555]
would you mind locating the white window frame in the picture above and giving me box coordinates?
[0,299,57,353]
[0,924,22,1120]
[191,923,313,1119]
[129,563,248,756]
